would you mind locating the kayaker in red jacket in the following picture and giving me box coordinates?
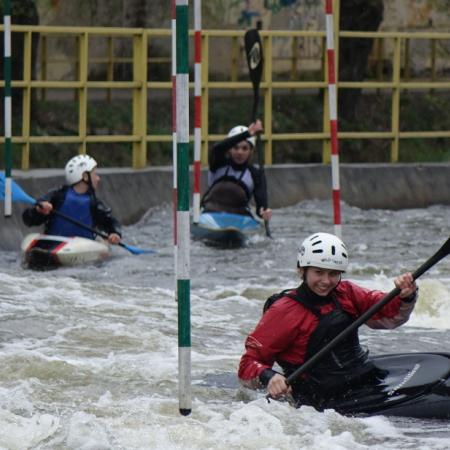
[238,232,418,408]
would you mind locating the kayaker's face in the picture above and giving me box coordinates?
[304,267,342,297]
[229,142,252,164]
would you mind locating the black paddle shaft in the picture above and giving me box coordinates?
[284,236,450,386]
[32,200,152,255]
[244,29,272,238]
[50,209,107,240]
[45,207,132,252]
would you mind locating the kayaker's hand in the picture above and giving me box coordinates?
[36,201,53,215]
[259,207,272,221]
[108,233,121,245]
[267,373,291,399]
[249,119,263,136]
[394,272,417,299]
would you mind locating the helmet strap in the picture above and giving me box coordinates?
[86,171,98,203]
[298,265,307,281]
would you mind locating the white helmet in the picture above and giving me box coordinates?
[297,232,349,271]
[65,154,97,185]
[227,125,256,147]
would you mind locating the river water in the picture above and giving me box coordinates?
[0,200,449,449]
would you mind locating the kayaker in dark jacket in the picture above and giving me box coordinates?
[22,154,122,245]
[201,120,272,221]
[238,232,418,409]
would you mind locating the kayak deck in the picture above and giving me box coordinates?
[192,211,262,248]
[340,352,450,418]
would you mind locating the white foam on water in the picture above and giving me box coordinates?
[353,274,450,330]
[408,278,450,330]
[0,410,59,450]
[66,412,111,450]
[1,204,450,449]
[56,397,409,450]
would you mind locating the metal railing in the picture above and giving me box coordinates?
[2,25,450,169]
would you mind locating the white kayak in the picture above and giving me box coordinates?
[21,233,111,270]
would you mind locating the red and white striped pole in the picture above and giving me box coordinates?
[325,0,342,238]
[171,0,178,284]
[192,0,202,223]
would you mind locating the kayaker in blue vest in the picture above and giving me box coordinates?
[201,119,272,222]
[22,155,122,245]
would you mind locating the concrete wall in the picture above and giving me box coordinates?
[1,163,449,251]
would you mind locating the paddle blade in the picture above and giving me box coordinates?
[119,242,156,255]
[0,173,36,205]
[264,219,272,238]
[244,29,263,89]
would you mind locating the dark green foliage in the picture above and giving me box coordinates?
[400,92,450,132]
[29,144,76,169]
[399,92,450,162]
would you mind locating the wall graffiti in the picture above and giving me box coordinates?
[237,0,261,27]
[221,0,450,76]
[263,0,298,14]
[232,0,322,31]
[227,0,450,32]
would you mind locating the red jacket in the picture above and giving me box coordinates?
[238,280,416,387]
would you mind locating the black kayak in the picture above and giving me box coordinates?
[301,352,450,419]
[203,352,450,419]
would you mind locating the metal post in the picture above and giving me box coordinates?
[325,0,342,237]
[3,0,12,216]
[175,0,191,416]
[193,0,202,223]
[172,0,178,287]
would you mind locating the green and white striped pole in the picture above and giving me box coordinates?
[175,0,191,416]
[3,0,12,216]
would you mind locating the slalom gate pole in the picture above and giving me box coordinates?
[3,0,12,216]
[172,0,178,295]
[325,0,342,237]
[175,0,192,416]
[192,0,202,224]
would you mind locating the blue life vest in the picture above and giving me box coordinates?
[47,188,94,239]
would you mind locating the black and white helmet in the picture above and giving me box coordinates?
[297,232,349,271]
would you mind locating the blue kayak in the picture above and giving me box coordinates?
[192,211,262,247]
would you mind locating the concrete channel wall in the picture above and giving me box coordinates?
[1,163,449,251]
